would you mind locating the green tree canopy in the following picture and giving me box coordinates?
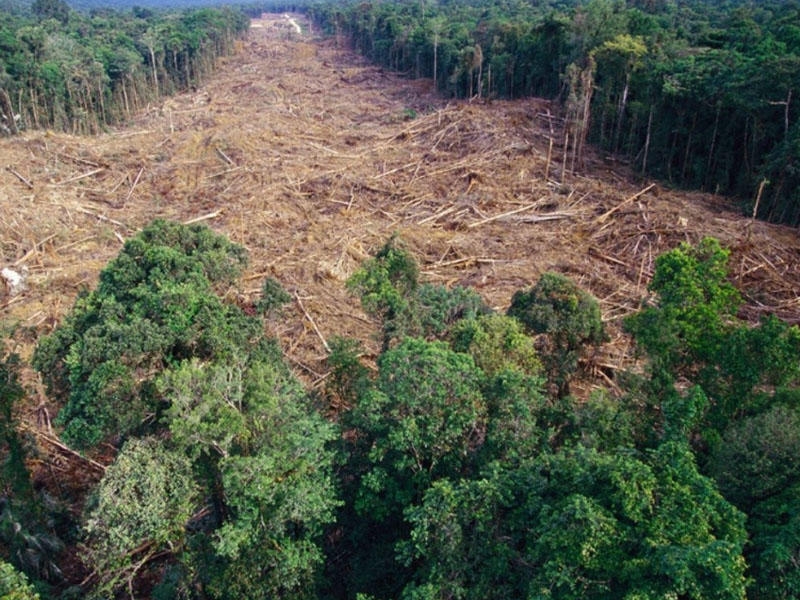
[508,271,607,397]
[351,337,487,518]
[161,354,340,600]
[31,220,340,599]
[82,438,197,598]
[347,237,487,348]
[0,561,40,600]
[708,405,800,599]
[33,219,252,448]
[402,442,747,600]
[625,237,800,434]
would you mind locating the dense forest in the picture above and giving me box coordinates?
[293,0,800,226]
[0,0,249,134]
[2,220,800,599]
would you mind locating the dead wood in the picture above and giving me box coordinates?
[0,11,798,440]
[595,183,656,224]
[55,167,106,185]
[6,165,33,188]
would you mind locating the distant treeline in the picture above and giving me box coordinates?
[0,0,249,135]
[287,0,800,226]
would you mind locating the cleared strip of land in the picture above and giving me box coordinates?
[1,13,798,393]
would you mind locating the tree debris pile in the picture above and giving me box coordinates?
[1,12,798,398]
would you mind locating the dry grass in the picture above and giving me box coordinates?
[2,13,799,407]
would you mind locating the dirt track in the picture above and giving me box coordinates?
[1,13,799,400]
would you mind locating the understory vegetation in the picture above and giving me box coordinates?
[2,220,799,599]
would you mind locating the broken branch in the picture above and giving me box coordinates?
[6,165,33,189]
[125,167,144,203]
[77,206,128,229]
[595,183,656,224]
[56,167,105,185]
[295,292,330,353]
[183,209,223,225]
[467,197,547,228]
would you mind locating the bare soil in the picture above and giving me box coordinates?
[2,13,799,421]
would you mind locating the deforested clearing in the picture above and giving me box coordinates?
[1,13,798,394]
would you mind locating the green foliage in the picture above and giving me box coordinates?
[0,352,30,503]
[413,283,488,340]
[159,350,340,600]
[32,219,254,448]
[0,349,64,589]
[29,220,340,598]
[0,5,248,135]
[348,237,488,347]
[716,315,800,414]
[347,236,419,325]
[0,501,63,590]
[744,497,800,600]
[626,237,800,433]
[256,277,292,315]
[450,313,541,378]
[708,405,800,599]
[346,236,418,347]
[508,271,606,397]
[399,473,516,600]
[325,336,371,408]
[626,238,740,376]
[336,337,488,598]
[82,438,197,598]
[31,0,69,24]
[568,388,638,451]
[0,561,40,600]
[624,238,800,597]
[403,442,747,600]
[709,404,800,511]
[351,338,486,517]
[451,314,547,463]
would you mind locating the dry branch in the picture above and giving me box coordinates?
[76,206,128,229]
[467,198,547,228]
[588,246,630,268]
[56,167,105,185]
[14,233,57,266]
[513,213,573,223]
[183,209,223,224]
[125,167,144,204]
[216,146,235,165]
[417,204,457,225]
[206,166,244,179]
[6,165,33,188]
[595,183,656,224]
[295,292,331,353]
[20,422,106,473]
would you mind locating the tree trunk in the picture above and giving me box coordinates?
[0,88,18,135]
[121,78,130,117]
[433,30,438,89]
[706,103,721,189]
[641,105,653,176]
[148,45,160,97]
[474,44,483,99]
[613,73,630,153]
